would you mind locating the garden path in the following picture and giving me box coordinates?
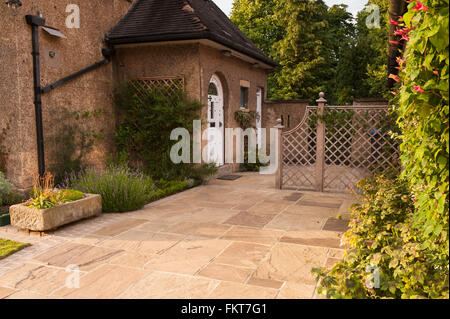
[0,172,355,299]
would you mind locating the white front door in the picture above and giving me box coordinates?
[256,88,263,148]
[207,75,224,166]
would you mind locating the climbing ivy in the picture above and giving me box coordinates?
[234,109,259,130]
[395,0,449,273]
[314,0,449,299]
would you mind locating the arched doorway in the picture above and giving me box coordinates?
[207,74,224,166]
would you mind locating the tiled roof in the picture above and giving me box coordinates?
[105,0,277,67]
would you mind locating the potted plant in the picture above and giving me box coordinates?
[9,173,101,231]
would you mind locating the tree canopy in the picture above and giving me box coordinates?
[231,0,390,104]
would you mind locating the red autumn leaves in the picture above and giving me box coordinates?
[411,1,428,12]
[390,1,430,94]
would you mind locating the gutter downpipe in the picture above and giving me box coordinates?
[26,14,114,178]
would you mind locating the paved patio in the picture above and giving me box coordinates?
[0,173,355,299]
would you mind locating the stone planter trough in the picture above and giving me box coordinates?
[9,194,102,231]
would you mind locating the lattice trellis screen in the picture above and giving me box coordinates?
[322,106,399,192]
[279,104,399,192]
[282,107,317,190]
[129,76,185,103]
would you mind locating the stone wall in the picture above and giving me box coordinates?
[114,43,202,101]
[0,0,134,190]
[262,100,309,131]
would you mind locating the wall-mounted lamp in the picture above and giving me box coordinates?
[4,0,22,9]
[42,25,67,39]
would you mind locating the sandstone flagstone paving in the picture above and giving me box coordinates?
[277,282,316,299]
[53,264,149,299]
[93,218,148,236]
[214,242,271,268]
[0,286,16,298]
[252,243,329,285]
[164,222,231,239]
[98,231,184,255]
[119,272,219,299]
[322,218,350,232]
[264,213,326,231]
[0,173,355,299]
[143,238,231,275]
[246,277,284,289]
[33,243,123,271]
[197,263,253,283]
[224,211,277,228]
[0,263,69,295]
[220,226,284,245]
[280,230,342,249]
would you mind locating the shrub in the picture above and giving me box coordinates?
[147,180,190,202]
[240,149,268,172]
[314,0,449,300]
[0,172,12,207]
[313,172,449,299]
[394,0,449,276]
[114,84,216,182]
[1,191,24,206]
[234,109,259,130]
[67,165,154,213]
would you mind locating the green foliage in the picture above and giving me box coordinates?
[234,109,258,130]
[67,165,153,213]
[233,109,266,172]
[231,0,285,56]
[0,191,24,207]
[315,2,449,298]
[26,189,84,210]
[394,0,449,290]
[314,172,449,298]
[240,148,267,172]
[352,0,390,100]
[48,107,105,185]
[114,83,216,182]
[270,0,331,101]
[0,172,12,207]
[147,180,190,202]
[231,0,389,103]
[58,189,84,202]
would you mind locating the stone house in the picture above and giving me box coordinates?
[0,0,307,191]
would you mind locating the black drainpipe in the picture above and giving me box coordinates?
[25,14,114,178]
[26,15,46,178]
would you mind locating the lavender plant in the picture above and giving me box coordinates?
[66,165,154,213]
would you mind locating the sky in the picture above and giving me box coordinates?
[214,0,367,17]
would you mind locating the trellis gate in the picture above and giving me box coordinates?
[275,93,399,193]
